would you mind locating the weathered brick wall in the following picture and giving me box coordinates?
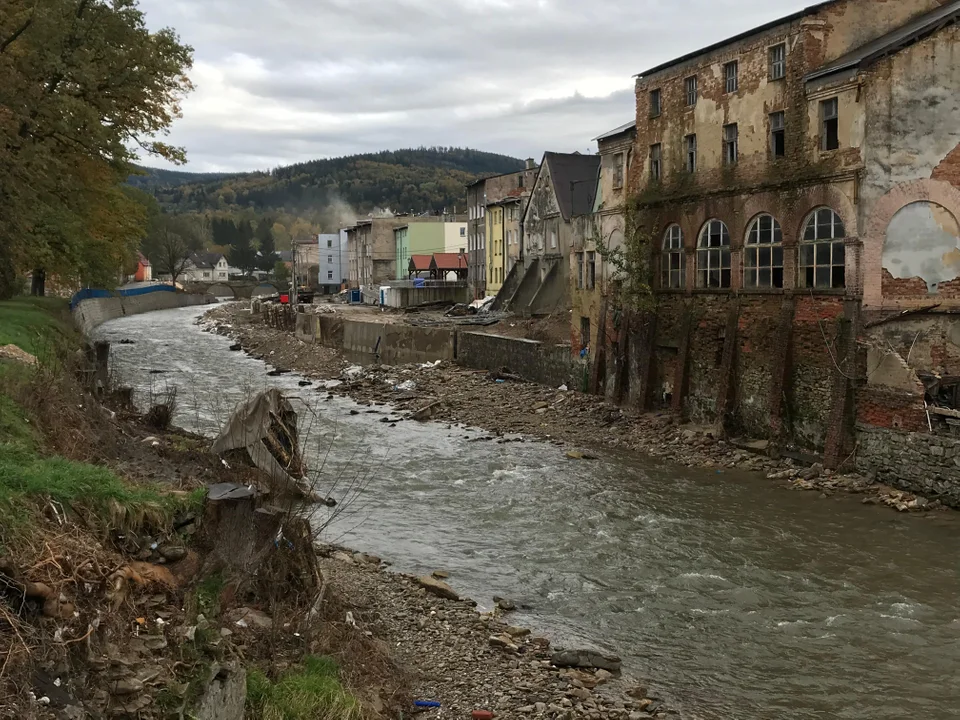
[857,427,960,507]
[457,332,581,390]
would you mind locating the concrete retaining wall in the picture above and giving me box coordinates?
[856,426,960,507]
[342,320,456,365]
[73,292,212,335]
[380,285,470,309]
[457,332,583,389]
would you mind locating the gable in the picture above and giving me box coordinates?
[523,159,560,227]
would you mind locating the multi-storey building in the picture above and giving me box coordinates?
[394,217,466,281]
[616,0,960,488]
[317,232,347,294]
[466,162,538,298]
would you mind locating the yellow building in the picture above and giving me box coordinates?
[485,204,506,294]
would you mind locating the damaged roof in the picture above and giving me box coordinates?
[636,0,840,78]
[544,152,601,220]
[806,0,960,81]
[593,121,636,142]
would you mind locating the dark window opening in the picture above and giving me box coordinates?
[580,316,591,350]
[770,111,785,158]
[821,98,839,151]
[650,89,662,118]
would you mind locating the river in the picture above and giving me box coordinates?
[95,305,960,720]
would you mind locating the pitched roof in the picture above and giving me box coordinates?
[430,253,468,271]
[636,0,840,78]
[409,254,432,272]
[543,152,601,220]
[189,252,225,269]
[593,121,637,142]
[806,0,960,82]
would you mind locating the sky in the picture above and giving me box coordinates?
[137,0,816,173]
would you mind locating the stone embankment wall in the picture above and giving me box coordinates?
[857,426,960,506]
[73,292,212,335]
[458,332,582,389]
[285,307,580,386]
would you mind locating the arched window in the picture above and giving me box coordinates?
[800,208,846,289]
[697,220,731,288]
[661,225,685,289]
[744,214,783,288]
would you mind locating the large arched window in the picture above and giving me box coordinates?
[661,225,685,289]
[697,220,731,288]
[800,208,846,289]
[744,214,783,288]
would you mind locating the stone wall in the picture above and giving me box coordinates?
[73,292,212,335]
[457,332,582,390]
[857,426,960,507]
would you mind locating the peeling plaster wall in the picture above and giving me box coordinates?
[862,23,960,305]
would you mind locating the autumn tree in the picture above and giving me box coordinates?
[142,212,204,286]
[0,0,194,298]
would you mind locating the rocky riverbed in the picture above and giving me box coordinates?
[319,549,666,720]
[200,302,947,514]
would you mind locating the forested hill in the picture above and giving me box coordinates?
[130,147,526,218]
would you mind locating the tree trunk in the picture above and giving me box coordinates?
[31,269,45,296]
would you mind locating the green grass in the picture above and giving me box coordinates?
[0,442,178,528]
[0,296,73,356]
[247,656,362,720]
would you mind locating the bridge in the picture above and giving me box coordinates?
[184,280,280,299]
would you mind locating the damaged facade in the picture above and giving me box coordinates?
[606,0,960,503]
[498,152,600,316]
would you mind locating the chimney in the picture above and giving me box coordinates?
[525,158,535,170]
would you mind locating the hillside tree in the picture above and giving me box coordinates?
[229,220,257,275]
[0,0,194,298]
[143,213,204,286]
[256,219,276,271]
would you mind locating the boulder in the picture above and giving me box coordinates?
[416,575,459,601]
[551,649,622,673]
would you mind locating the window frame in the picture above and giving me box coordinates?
[743,214,784,289]
[685,134,697,173]
[769,43,786,81]
[613,152,625,189]
[799,207,846,290]
[697,220,732,289]
[821,98,839,151]
[685,75,698,107]
[723,123,738,166]
[649,89,662,118]
[661,225,685,290]
[650,143,662,182]
[587,252,596,290]
[724,61,739,93]
[770,111,785,158]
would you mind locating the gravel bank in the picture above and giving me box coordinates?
[320,549,666,720]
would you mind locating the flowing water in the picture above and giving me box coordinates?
[95,305,960,720]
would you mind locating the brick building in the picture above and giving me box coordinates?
[605,0,960,501]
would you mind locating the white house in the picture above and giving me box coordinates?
[181,252,229,283]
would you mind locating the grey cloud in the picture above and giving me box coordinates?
[137,0,813,172]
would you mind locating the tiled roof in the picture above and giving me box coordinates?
[409,254,432,271]
[431,253,468,271]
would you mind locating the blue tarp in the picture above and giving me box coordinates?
[70,284,175,310]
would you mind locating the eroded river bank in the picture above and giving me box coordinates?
[96,304,960,720]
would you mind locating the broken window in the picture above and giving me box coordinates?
[697,220,731,289]
[587,251,596,290]
[724,61,738,93]
[799,207,846,289]
[744,214,784,288]
[770,111,785,158]
[661,225,685,289]
[685,75,698,106]
[613,153,624,189]
[580,316,591,349]
[650,89,662,117]
[577,252,584,289]
[821,98,839,151]
[769,43,786,80]
[686,134,697,173]
[650,144,662,181]
[723,124,738,166]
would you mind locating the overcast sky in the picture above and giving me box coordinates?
[138,0,814,173]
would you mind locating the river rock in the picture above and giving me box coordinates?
[505,626,530,638]
[551,649,622,673]
[416,575,459,601]
[493,596,516,611]
[432,570,450,579]
[158,544,187,562]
